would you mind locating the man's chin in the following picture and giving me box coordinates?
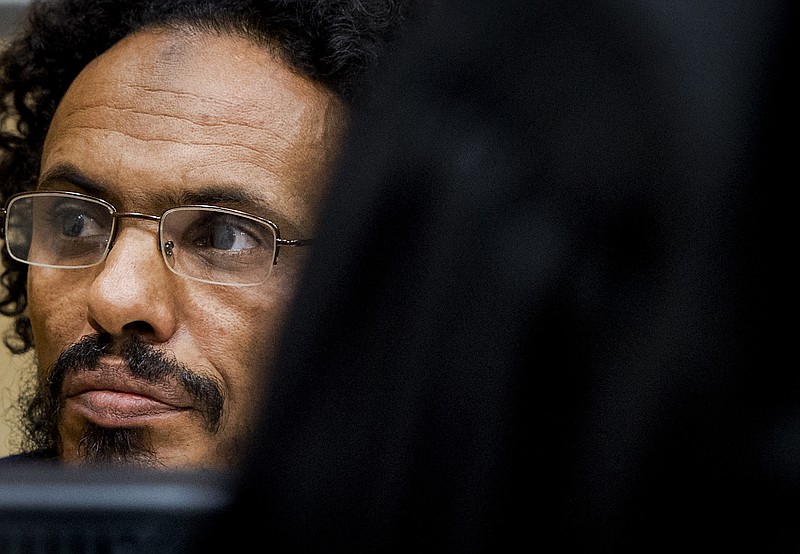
[56,419,246,469]
[60,422,158,467]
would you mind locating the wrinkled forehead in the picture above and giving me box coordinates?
[41,28,346,235]
[46,28,342,151]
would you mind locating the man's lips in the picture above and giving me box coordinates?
[60,358,195,427]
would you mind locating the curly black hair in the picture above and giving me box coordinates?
[0,0,412,354]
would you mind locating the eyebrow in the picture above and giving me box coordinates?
[177,188,264,211]
[37,162,292,227]
[38,163,110,197]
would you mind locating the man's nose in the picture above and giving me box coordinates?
[86,224,178,342]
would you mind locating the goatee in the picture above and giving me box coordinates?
[19,333,224,466]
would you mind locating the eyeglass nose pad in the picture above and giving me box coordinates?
[163,240,175,257]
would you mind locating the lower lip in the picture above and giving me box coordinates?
[65,391,186,427]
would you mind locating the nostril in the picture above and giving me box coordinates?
[122,320,156,336]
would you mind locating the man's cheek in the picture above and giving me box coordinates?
[28,274,87,368]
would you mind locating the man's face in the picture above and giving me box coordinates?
[25,29,344,468]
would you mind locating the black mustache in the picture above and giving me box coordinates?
[47,334,224,431]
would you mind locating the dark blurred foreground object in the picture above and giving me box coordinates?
[0,464,231,553]
[200,0,797,552]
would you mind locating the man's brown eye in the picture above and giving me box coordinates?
[45,200,108,239]
[58,211,88,237]
[182,213,264,253]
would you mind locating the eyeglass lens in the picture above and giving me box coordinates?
[5,194,278,286]
[160,206,277,286]
[5,193,114,267]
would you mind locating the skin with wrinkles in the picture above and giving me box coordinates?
[26,29,345,468]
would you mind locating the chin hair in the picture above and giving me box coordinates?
[76,423,159,467]
[17,334,225,464]
[16,381,158,467]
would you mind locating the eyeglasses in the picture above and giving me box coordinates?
[0,191,312,286]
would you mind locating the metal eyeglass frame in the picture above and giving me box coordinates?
[0,190,313,287]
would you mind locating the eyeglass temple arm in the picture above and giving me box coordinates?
[273,238,312,265]
[277,238,313,247]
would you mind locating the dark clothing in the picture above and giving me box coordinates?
[0,449,57,464]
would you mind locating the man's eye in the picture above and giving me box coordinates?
[58,211,87,237]
[188,215,263,253]
[51,205,106,238]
